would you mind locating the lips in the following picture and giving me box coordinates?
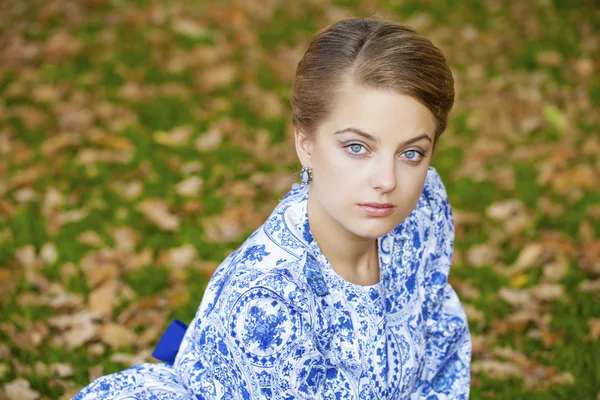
[357,203,396,217]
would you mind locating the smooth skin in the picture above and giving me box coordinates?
[295,83,437,286]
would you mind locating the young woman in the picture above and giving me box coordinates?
[74,17,471,399]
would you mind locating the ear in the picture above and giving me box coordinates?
[294,126,314,168]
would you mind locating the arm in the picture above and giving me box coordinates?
[173,270,339,399]
[412,168,472,399]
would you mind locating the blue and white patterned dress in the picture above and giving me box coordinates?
[73,166,471,399]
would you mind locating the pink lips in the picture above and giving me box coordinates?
[358,203,396,217]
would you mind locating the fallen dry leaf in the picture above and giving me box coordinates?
[175,176,203,197]
[194,63,237,93]
[99,323,138,350]
[3,378,40,400]
[110,349,154,367]
[195,127,224,152]
[48,310,101,349]
[585,318,600,342]
[466,243,502,267]
[88,279,119,317]
[77,231,105,247]
[159,244,198,270]
[136,198,180,231]
[110,226,141,252]
[50,363,74,378]
[529,283,565,302]
[153,125,193,147]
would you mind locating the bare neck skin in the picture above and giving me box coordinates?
[307,189,380,286]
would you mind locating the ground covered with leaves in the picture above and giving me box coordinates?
[0,0,599,398]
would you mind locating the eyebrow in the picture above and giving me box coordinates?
[333,127,433,147]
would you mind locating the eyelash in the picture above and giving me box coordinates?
[343,143,426,163]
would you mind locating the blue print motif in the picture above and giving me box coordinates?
[243,305,287,351]
[244,244,270,263]
[73,167,471,400]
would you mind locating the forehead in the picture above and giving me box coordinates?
[319,85,437,139]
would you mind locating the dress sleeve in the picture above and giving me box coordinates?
[173,270,337,399]
[412,167,472,400]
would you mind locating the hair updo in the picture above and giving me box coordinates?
[292,17,455,150]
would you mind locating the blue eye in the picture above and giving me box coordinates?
[402,150,424,163]
[345,143,366,155]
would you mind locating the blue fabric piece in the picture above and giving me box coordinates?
[151,319,188,365]
[73,166,472,400]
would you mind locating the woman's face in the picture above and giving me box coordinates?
[295,85,437,239]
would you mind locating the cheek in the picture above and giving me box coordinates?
[316,152,359,183]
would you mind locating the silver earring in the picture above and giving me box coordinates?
[300,166,313,184]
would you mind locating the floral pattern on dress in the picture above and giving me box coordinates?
[73,166,471,399]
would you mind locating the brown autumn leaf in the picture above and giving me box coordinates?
[98,323,137,350]
[579,279,600,293]
[165,285,190,308]
[110,349,154,367]
[40,242,58,265]
[499,288,533,307]
[88,279,119,317]
[529,283,565,302]
[113,180,144,201]
[7,165,46,193]
[541,255,569,283]
[50,363,74,378]
[110,226,141,252]
[136,198,180,231]
[492,166,516,191]
[41,133,81,157]
[202,202,264,243]
[486,199,534,235]
[48,291,84,311]
[472,360,521,380]
[87,130,133,152]
[2,321,48,353]
[48,310,101,349]
[585,318,600,342]
[194,63,237,93]
[153,125,193,147]
[175,176,204,197]
[119,81,156,101]
[217,180,258,200]
[171,17,205,37]
[3,378,40,400]
[579,220,596,245]
[77,231,105,247]
[55,102,95,132]
[123,248,155,272]
[76,148,132,165]
[580,239,600,276]
[44,31,82,62]
[466,243,502,267]
[158,244,198,271]
[501,243,545,276]
[11,105,49,130]
[491,309,541,336]
[15,245,39,268]
[195,127,224,152]
[267,43,305,84]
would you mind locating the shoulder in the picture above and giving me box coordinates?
[422,166,454,239]
[423,166,451,211]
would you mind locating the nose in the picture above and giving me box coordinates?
[370,156,397,192]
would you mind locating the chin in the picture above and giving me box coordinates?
[351,222,395,239]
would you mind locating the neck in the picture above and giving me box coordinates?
[306,188,380,285]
